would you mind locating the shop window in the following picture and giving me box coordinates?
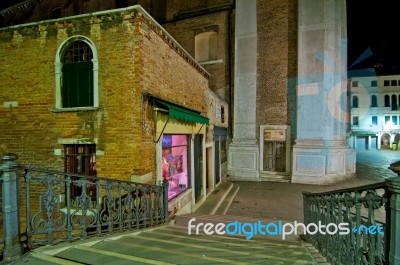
[162,135,189,200]
[352,81,358,87]
[195,32,218,62]
[385,95,390,107]
[371,95,378,107]
[352,96,358,108]
[371,80,377,87]
[371,116,378,125]
[55,36,99,109]
[64,144,97,200]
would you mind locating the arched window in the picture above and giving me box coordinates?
[385,95,390,107]
[55,36,98,109]
[352,95,358,108]
[371,95,378,107]
[195,32,218,62]
[392,94,398,110]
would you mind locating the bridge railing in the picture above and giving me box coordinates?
[0,154,168,261]
[303,178,400,265]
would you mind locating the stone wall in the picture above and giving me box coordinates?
[0,7,209,182]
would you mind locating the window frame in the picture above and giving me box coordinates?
[55,35,99,110]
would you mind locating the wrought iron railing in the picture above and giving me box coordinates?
[303,178,400,265]
[0,154,169,260]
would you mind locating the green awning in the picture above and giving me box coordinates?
[155,99,209,125]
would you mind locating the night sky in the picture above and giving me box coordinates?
[347,1,400,74]
[0,1,399,74]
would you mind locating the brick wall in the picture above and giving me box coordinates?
[0,8,209,182]
[163,10,232,101]
[256,0,297,138]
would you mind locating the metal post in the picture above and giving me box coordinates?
[0,153,23,260]
[162,179,169,223]
[386,177,400,265]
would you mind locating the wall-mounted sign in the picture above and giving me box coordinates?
[264,129,286,141]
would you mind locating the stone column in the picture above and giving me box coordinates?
[0,154,23,260]
[367,135,371,150]
[292,0,356,184]
[228,0,259,181]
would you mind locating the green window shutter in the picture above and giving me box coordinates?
[62,61,94,108]
[62,64,73,108]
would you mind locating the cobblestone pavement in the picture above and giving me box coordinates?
[226,149,400,222]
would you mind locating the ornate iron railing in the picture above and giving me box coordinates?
[303,178,400,265]
[0,154,169,260]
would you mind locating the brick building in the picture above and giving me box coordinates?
[0,5,228,214]
[1,0,357,186]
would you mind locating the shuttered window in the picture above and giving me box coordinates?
[61,41,94,108]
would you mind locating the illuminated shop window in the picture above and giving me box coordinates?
[162,135,189,200]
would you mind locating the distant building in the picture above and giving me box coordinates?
[349,74,400,150]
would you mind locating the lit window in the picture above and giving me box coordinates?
[385,116,391,125]
[55,36,99,109]
[195,32,218,62]
[393,116,398,125]
[371,116,378,125]
[162,135,189,200]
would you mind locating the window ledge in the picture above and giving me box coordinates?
[198,59,224,65]
[50,107,99,113]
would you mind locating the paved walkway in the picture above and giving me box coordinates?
[226,149,400,222]
[4,149,399,265]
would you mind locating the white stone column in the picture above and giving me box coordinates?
[292,0,356,184]
[367,135,371,150]
[378,134,382,149]
[228,0,259,181]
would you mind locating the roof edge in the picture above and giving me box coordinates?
[0,5,211,79]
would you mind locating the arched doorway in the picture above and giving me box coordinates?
[381,133,391,149]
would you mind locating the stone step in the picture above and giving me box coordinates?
[9,224,317,265]
[193,181,234,215]
[214,183,240,215]
[260,174,291,183]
